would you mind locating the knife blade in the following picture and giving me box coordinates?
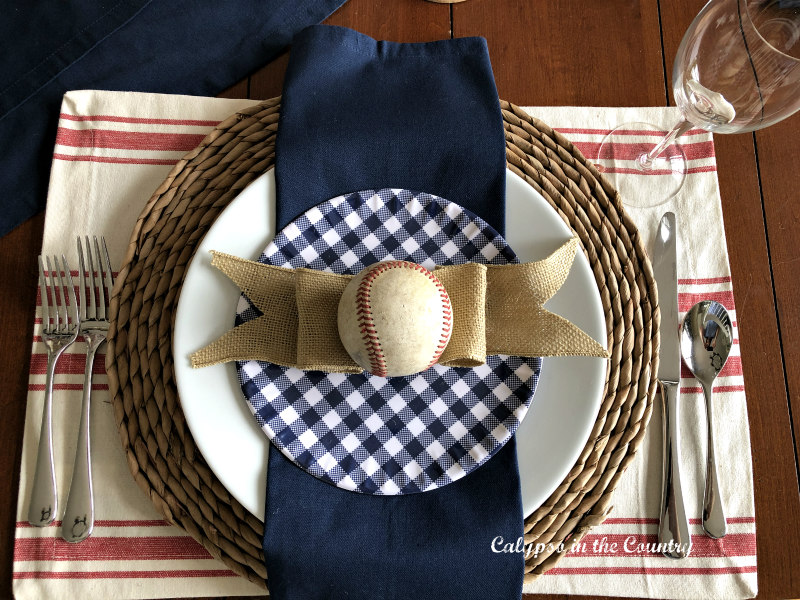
[652,211,691,559]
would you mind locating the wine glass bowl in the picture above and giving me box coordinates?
[674,0,800,133]
[597,0,800,208]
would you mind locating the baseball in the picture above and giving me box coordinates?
[337,261,453,377]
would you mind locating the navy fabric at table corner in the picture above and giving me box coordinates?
[0,0,347,238]
[265,25,522,600]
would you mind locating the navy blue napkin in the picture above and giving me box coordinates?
[0,0,346,238]
[265,25,523,600]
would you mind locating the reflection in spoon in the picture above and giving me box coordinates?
[680,300,734,539]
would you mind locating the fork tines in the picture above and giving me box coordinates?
[38,254,78,334]
[76,236,113,324]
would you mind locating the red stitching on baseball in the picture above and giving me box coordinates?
[356,260,452,376]
[426,279,452,370]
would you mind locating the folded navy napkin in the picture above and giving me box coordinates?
[0,0,346,238]
[264,25,523,600]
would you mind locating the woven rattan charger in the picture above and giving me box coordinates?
[106,97,658,587]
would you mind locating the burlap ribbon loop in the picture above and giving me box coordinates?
[190,237,608,371]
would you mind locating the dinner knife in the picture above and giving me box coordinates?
[653,212,691,559]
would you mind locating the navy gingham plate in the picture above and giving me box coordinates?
[236,189,541,495]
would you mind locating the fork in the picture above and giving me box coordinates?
[28,255,79,526]
[61,236,113,543]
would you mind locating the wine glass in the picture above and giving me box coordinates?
[596,0,800,208]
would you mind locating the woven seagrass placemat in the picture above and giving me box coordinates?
[106,97,658,587]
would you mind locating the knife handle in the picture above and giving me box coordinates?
[658,380,692,558]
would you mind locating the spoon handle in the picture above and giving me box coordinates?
[658,381,692,558]
[702,381,727,538]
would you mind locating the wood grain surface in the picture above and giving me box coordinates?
[2,1,799,598]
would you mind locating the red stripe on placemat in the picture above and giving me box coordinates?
[682,384,746,394]
[579,140,715,162]
[15,536,212,562]
[38,270,120,278]
[14,569,237,580]
[602,517,756,525]
[60,113,220,127]
[679,276,733,285]
[29,353,105,375]
[566,533,755,558]
[56,128,205,152]
[17,520,170,528]
[34,272,122,308]
[545,565,758,576]
[597,165,718,175]
[53,153,178,166]
[555,127,708,137]
[679,290,735,312]
[712,517,756,524]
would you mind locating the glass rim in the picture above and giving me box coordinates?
[742,0,800,63]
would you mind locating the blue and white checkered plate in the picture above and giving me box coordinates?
[235,189,542,495]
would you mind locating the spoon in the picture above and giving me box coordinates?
[680,300,733,539]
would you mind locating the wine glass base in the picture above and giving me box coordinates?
[595,122,687,209]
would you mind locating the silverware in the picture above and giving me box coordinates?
[652,212,691,559]
[681,300,733,539]
[28,255,79,526]
[61,236,114,543]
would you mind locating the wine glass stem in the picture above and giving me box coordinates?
[639,119,693,170]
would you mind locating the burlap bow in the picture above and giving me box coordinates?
[190,237,608,371]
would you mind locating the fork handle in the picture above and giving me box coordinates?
[28,354,60,526]
[61,342,100,543]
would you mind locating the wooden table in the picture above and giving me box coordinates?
[2,1,798,598]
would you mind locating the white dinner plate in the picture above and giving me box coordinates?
[173,169,607,519]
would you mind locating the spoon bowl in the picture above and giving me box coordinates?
[681,300,733,381]
[680,300,734,539]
